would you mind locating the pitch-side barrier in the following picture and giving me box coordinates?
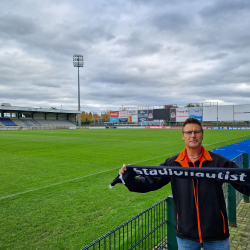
[81,150,249,250]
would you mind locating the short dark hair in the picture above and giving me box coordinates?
[182,118,203,133]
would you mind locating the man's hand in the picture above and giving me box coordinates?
[119,164,128,174]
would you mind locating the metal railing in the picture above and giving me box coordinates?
[0,125,75,131]
[224,153,250,227]
[82,153,249,250]
[81,198,169,250]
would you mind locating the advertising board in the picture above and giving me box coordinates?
[110,117,119,123]
[170,126,211,129]
[146,126,166,129]
[138,110,148,122]
[234,104,250,121]
[170,108,176,122]
[148,109,153,121]
[189,107,203,121]
[176,108,189,122]
[110,111,119,123]
[203,106,217,122]
[119,111,128,122]
[110,111,119,117]
[211,127,250,130]
[218,106,233,121]
[128,110,138,123]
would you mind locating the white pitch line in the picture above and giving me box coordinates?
[0,152,179,201]
[203,134,250,147]
[0,167,118,201]
[1,135,249,201]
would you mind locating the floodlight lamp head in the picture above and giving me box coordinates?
[73,54,84,67]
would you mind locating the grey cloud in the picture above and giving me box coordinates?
[200,1,250,18]
[205,52,228,60]
[33,82,61,88]
[71,25,115,45]
[0,88,56,100]
[0,14,37,37]
[151,12,191,32]
[116,35,162,57]
[195,87,250,102]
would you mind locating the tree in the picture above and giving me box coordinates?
[185,103,195,107]
[78,110,111,124]
[77,111,94,124]
[101,110,110,122]
[185,103,201,107]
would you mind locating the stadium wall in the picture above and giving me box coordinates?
[110,104,250,124]
[203,106,217,122]
[234,104,250,121]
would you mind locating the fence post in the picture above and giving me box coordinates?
[228,183,237,227]
[167,195,178,250]
[243,153,250,203]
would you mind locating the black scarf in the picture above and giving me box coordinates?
[110,165,250,188]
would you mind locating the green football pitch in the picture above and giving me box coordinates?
[1,128,250,249]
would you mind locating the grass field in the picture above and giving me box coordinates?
[1,128,250,249]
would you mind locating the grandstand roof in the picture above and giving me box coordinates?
[0,105,81,114]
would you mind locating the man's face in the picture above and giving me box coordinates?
[182,123,203,149]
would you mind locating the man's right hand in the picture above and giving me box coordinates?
[119,164,128,174]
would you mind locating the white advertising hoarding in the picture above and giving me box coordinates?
[119,111,128,122]
[218,106,234,121]
[234,105,250,121]
[176,108,189,122]
[128,110,138,123]
[189,107,203,121]
[203,106,217,122]
[119,111,128,118]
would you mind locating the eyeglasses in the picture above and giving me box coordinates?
[183,130,202,135]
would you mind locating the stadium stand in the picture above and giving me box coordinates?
[33,120,42,126]
[10,118,27,127]
[47,120,75,127]
[20,119,42,127]
[0,105,79,130]
[0,118,18,126]
[0,118,76,130]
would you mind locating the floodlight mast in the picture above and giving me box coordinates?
[73,54,84,126]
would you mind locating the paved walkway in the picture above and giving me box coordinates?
[229,200,250,249]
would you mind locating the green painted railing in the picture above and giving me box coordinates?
[226,153,249,227]
[81,197,169,250]
[81,153,249,250]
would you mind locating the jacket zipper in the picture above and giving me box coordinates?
[177,212,179,231]
[193,180,203,243]
[220,211,226,233]
[175,149,212,243]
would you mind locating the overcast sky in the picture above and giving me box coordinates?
[0,0,250,112]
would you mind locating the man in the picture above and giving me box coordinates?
[119,118,250,250]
